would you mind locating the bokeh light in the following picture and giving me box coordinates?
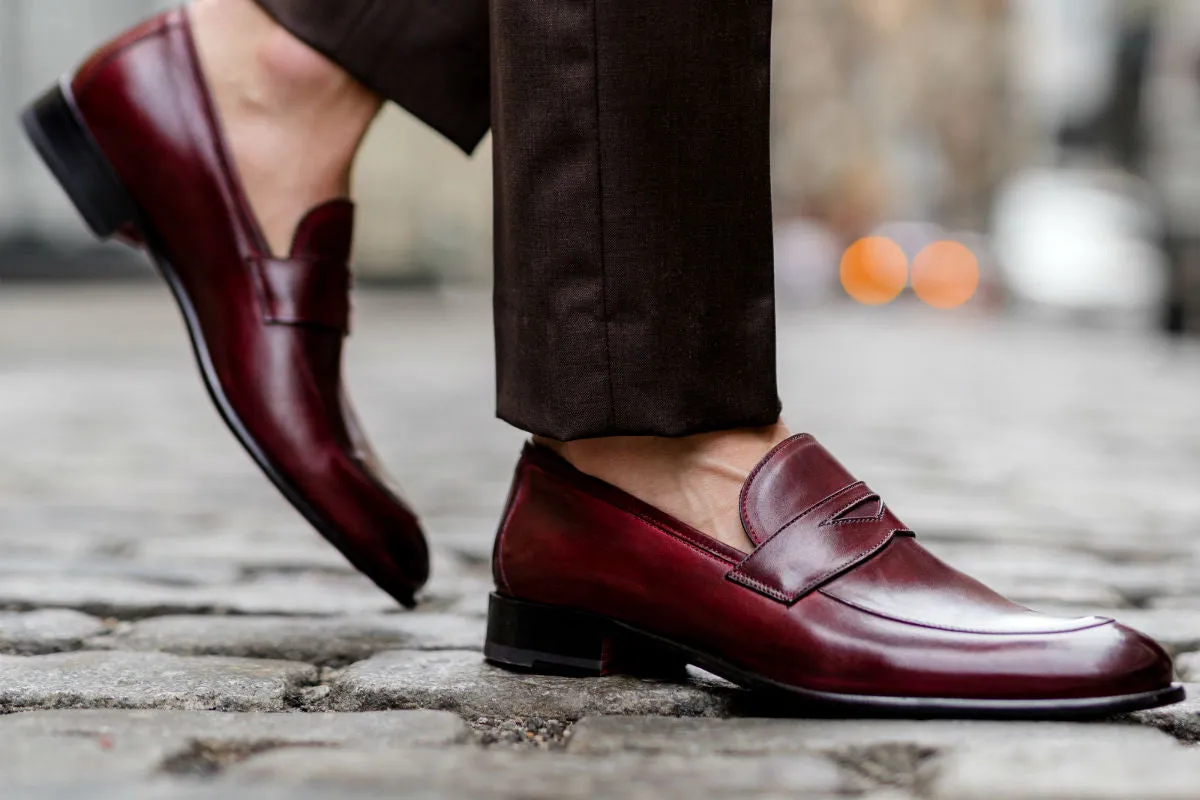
[911,241,980,309]
[840,237,909,306]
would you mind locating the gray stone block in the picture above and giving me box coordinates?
[0,734,177,786]
[90,614,485,665]
[1175,652,1200,682]
[328,650,737,720]
[6,788,404,800]
[0,610,109,655]
[0,709,466,790]
[0,708,466,749]
[1125,683,1200,741]
[566,715,1173,757]
[0,652,318,712]
[924,737,1200,799]
[0,574,399,619]
[225,747,851,799]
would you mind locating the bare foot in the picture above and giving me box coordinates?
[536,421,792,552]
[189,0,382,255]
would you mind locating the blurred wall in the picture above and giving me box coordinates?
[1,0,1015,282]
[0,0,493,281]
[773,0,1014,237]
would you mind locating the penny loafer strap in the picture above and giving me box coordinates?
[728,481,912,604]
[251,256,351,333]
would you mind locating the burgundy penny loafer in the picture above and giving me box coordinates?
[486,435,1183,718]
[20,10,428,606]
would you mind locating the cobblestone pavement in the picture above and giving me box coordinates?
[3,286,1200,798]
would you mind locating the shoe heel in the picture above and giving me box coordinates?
[20,80,139,239]
[484,593,689,678]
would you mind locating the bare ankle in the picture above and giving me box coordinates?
[192,0,378,113]
[537,421,791,552]
[189,0,381,255]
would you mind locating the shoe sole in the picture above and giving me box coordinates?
[20,80,417,609]
[484,593,1186,720]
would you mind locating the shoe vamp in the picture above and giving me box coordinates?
[817,537,1109,635]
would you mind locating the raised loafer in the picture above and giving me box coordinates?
[485,435,1183,718]
[20,9,428,606]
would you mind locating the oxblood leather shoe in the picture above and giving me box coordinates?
[20,10,428,606]
[486,435,1184,718]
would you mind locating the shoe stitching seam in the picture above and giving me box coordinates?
[177,10,272,257]
[524,462,738,567]
[730,529,899,603]
[819,590,1115,635]
[822,492,886,525]
[728,571,790,603]
[739,434,812,542]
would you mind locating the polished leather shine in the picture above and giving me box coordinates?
[493,435,1176,706]
[48,11,428,604]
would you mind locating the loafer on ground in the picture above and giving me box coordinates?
[20,10,428,606]
[485,435,1183,718]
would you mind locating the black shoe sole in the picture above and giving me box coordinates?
[484,592,1187,720]
[20,80,418,608]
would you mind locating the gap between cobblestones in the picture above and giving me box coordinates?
[826,742,941,793]
[140,723,938,796]
[160,739,338,777]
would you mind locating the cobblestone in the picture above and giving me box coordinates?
[90,614,485,666]
[4,287,1200,797]
[0,710,466,787]
[923,737,1200,799]
[328,650,737,719]
[0,652,318,712]
[224,748,852,799]
[0,609,109,655]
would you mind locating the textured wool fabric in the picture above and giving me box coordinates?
[252,0,781,440]
[253,0,490,152]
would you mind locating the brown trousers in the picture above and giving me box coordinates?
[254,0,780,440]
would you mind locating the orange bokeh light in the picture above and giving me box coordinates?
[911,241,979,309]
[840,236,909,305]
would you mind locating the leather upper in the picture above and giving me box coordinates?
[494,435,1173,700]
[251,201,354,332]
[68,11,427,602]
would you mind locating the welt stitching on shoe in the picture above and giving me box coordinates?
[529,451,741,562]
[788,534,896,601]
[730,528,896,603]
[818,590,1114,635]
[728,571,791,603]
[743,482,864,561]
[629,512,737,564]
[822,492,885,525]
[730,489,899,602]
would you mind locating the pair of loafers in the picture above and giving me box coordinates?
[24,9,1183,718]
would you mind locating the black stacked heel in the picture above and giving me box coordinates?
[20,81,140,240]
[484,593,689,678]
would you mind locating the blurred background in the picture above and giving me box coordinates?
[1,0,1199,331]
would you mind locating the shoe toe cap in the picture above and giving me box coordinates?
[1093,620,1176,695]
